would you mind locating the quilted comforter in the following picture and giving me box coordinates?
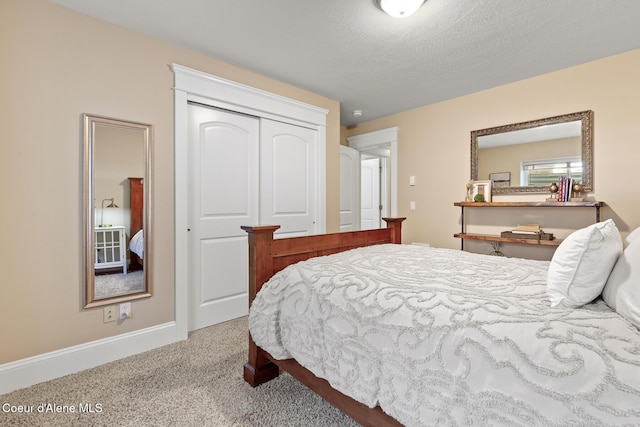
[129,229,144,258]
[248,244,640,426]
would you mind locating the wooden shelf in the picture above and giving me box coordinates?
[454,201,605,208]
[454,201,605,252]
[454,233,562,246]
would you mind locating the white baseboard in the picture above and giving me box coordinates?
[0,321,180,396]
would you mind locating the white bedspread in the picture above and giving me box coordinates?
[249,244,640,426]
[129,229,144,258]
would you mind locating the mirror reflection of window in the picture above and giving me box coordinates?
[521,156,582,186]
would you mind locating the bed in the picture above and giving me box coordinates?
[128,177,144,268]
[243,218,640,426]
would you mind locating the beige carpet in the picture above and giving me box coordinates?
[0,317,359,427]
[94,270,145,299]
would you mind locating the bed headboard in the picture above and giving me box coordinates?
[128,177,143,238]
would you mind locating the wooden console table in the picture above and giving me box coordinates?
[454,201,605,250]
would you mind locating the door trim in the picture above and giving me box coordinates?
[348,127,398,217]
[172,64,328,339]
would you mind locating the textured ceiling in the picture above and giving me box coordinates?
[50,0,640,126]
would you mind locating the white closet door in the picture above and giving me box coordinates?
[339,145,360,231]
[260,119,318,238]
[187,103,259,331]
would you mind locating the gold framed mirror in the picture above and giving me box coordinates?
[84,114,152,308]
[471,110,593,194]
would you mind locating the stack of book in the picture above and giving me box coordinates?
[556,176,573,202]
[500,224,554,240]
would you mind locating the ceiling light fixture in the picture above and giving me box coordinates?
[376,0,425,18]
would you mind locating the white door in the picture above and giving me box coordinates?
[187,103,259,331]
[339,145,360,231]
[361,157,381,230]
[260,119,317,238]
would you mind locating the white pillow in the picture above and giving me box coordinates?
[547,219,622,308]
[602,227,640,329]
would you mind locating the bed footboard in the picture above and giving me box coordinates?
[241,218,405,425]
[241,219,405,386]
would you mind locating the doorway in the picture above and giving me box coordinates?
[346,127,398,229]
[360,153,390,230]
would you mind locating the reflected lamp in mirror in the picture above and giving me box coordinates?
[470,111,593,194]
[99,197,118,227]
[84,114,152,308]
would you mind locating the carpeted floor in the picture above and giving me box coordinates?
[94,270,145,299]
[0,317,359,427]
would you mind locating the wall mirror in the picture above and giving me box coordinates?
[84,114,152,308]
[471,110,593,194]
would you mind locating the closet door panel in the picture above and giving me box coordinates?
[260,119,317,238]
[187,103,259,331]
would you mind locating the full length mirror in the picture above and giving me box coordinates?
[471,110,593,194]
[84,114,152,308]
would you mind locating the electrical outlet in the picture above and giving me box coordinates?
[119,302,131,320]
[103,305,117,323]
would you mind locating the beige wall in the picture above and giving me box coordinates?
[348,49,640,258]
[0,0,340,364]
[340,125,349,146]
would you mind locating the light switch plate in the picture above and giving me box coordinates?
[119,302,131,319]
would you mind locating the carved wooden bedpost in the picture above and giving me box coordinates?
[241,225,281,387]
[383,217,405,244]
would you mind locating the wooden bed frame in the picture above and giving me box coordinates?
[241,218,405,427]
[128,177,144,269]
